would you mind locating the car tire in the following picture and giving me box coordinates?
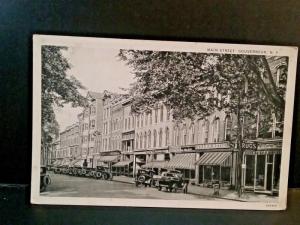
[43,175,51,186]
[102,173,108,180]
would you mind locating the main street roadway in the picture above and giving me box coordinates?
[41,173,220,200]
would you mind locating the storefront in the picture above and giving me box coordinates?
[165,153,197,180]
[97,155,120,172]
[242,139,282,195]
[112,160,133,176]
[196,151,233,187]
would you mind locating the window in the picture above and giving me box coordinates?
[149,111,152,125]
[136,134,139,149]
[203,120,209,143]
[148,130,152,148]
[91,106,96,114]
[153,129,157,147]
[140,132,143,149]
[128,117,131,129]
[159,128,163,147]
[212,117,220,142]
[182,124,187,145]
[190,123,195,144]
[137,115,140,128]
[166,107,171,120]
[224,115,232,141]
[85,123,89,130]
[174,126,180,146]
[125,118,127,130]
[91,120,95,129]
[141,114,144,127]
[160,105,164,122]
[165,127,169,145]
[155,108,158,123]
[144,132,147,149]
[145,113,148,126]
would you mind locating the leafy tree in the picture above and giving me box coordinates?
[119,49,287,195]
[41,46,87,163]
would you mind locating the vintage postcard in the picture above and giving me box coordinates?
[31,35,298,210]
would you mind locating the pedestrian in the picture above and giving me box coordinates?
[182,180,189,194]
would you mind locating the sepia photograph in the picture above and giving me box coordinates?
[31,35,298,210]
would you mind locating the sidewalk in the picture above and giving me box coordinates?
[111,176,278,202]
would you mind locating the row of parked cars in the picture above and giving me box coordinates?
[51,162,113,180]
[135,169,188,193]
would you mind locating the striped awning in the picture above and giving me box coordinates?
[112,160,133,167]
[196,152,232,166]
[52,160,62,166]
[142,161,167,169]
[61,158,72,166]
[98,155,119,163]
[73,159,84,167]
[165,153,197,170]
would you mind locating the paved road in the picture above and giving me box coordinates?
[41,173,221,200]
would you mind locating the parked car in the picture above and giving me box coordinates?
[40,166,51,192]
[135,169,156,187]
[156,171,184,192]
[92,166,113,180]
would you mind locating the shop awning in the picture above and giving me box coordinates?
[165,153,197,170]
[196,152,232,166]
[142,161,167,169]
[98,155,119,163]
[97,161,109,167]
[112,160,133,167]
[52,160,62,166]
[73,159,84,167]
[61,158,72,166]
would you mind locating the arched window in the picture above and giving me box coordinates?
[128,117,131,130]
[140,132,143,149]
[144,132,147,149]
[145,113,148,126]
[153,129,157,147]
[165,127,170,146]
[203,120,209,143]
[125,118,127,130]
[137,115,140,128]
[174,126,180,146]
[141,114,144,127]
[149,111,152,125]
[148,130,151,148]
[212,117,220,142]
[136,134,139,149]
[159,128,163,147]
[155,108,158,123]
[182,124,188,145]
[224,115,232,141]
[190,123,195,144]
[160,105,164,122]
[166,106,171,120]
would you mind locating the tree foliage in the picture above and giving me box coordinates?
[42,46,87,147]
[119,50,287,128]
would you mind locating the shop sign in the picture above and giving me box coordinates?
[195,142,230,150]
[241,141,257,151]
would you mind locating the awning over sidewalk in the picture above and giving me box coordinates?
[196,152,232,166]
[142,161,167,169]
[165,153,196,170]
[73,159,84,167]
[52,159,62,166]
[60,158,72,166]
[112,160,133,167]
[98,155,119,163]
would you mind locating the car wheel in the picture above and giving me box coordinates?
[96,172,102,179]
[102,173,108,180]
[43,175,51,186]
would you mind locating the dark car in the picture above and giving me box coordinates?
[135,169,156,187]
[156,171,184,192]
[40,166,51,192]
[94,166,113,180]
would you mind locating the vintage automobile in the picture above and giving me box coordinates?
[40,166,51,192]
[93,166,113,180]
[156,171,184,192]
[135,169,156,187]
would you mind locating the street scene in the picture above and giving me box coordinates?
[39,39,289,203]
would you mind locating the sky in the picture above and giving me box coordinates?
[54,46,135,131]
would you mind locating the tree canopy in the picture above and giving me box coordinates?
[42,46,87,147]
[119,50,287,132]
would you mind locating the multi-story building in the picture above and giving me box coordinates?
[49,138,60,165]
[78,91,104,168]
[59,123,80,160]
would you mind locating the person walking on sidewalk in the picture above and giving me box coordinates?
[182,180,189,194]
